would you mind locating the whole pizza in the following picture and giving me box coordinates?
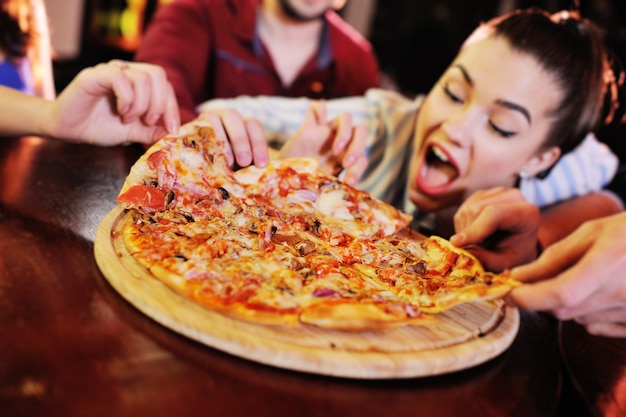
[110,120,519,333]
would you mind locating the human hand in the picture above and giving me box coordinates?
[199,109,269,168]
[450,187,540,272]
[279,101,368,186]
[48,60,180,145]
[510,212,626,338]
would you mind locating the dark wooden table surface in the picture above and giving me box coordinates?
[0,135,566,417]
[559,321,626,417]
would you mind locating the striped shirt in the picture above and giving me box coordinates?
[198,88,619,216]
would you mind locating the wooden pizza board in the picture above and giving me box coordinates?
[94,206,520,379]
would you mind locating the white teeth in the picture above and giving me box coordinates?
[432,146,449,162]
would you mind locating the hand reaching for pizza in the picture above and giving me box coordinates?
[511,212,626,338]
[47,60,180,145]
[450,187,540,272]
[199,107,270,169]
[278,101,369,186]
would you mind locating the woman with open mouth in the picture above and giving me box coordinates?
[196,7,621,246]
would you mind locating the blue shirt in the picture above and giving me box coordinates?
[0,59,31,93]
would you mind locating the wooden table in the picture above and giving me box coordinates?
[1,136,563,417]
[560,321,626,417]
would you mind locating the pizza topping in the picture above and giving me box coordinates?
[218,187,230,200]
[117,184,167,211]
[312,288,341,298]
[296,240,316,256]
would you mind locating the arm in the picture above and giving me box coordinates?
[511,212,626,338]
[537,191,622,247]
[0,61,179,145]
[135,0,211,123]
[518,131,623,250]
[536,136,626,247]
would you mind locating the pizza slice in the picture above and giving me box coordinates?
[117,122,246,215]
[349,235,520,314]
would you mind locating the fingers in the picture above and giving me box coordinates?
[217,109,253,166]
[107,60,180,135]
[327,114,368,182]
[576,307,626,337]
[340,124,367,165]
[309,100,328,124]
[511,224,596,284]
[328,112,354,155]
[583,322,626,338]
[510,244,605,312]
[284,102,369,181]
[109,61,155,121]
[244,118,269,167]
[202,112,235,165]
[450,188,536,247]
[200,110,268,168]
[162,81,180,134]
[509,214,626,332]
[342,154,368,186]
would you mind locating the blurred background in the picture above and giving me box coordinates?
[48,0,626,97]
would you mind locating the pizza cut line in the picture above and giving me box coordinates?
[113,121,520,332]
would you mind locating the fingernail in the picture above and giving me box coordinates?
[167,120,180,134]
[344,173,357,186]
[256,156,269,168]
[238,152,252,166]
[449,233,463,245]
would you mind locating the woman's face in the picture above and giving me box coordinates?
[408,35,563,212]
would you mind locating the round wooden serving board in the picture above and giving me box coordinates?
[94,207,520,379]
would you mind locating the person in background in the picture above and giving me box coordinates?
[134,0,380,123]
[0,60,180,145]
[196,8,620,245]
[0,0,39,95]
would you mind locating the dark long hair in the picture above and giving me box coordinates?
[0,1,30,58]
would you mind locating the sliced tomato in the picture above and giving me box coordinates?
[117,185,166,210]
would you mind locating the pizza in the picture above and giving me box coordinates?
[113,120,519,332]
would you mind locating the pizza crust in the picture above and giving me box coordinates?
[299,301,436,332]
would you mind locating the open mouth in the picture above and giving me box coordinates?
[418,144,459,193]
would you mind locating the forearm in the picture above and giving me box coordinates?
[538,191,623,248]
[0,87,52,138]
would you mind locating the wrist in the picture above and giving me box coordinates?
[36,100,57,138]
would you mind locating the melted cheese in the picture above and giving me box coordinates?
[316,189,353,220]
